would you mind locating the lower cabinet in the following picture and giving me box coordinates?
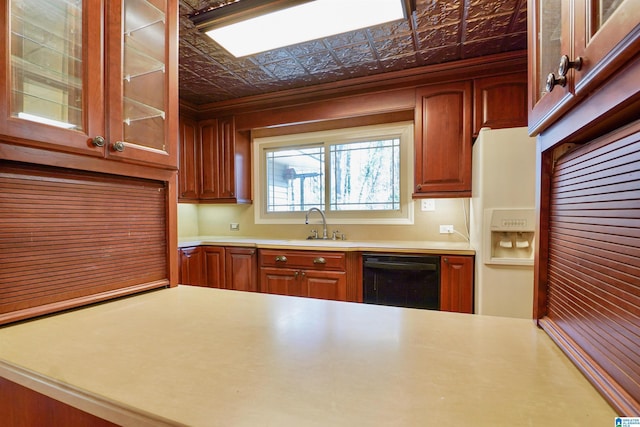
[178,246,257,291]
[258,249,348,302]
[203,246,225,288]
[226,247,258,292]
[440,255,474,313]
[179,246,204,286]
[180,246,473,313]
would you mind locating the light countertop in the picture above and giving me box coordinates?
[0,286,616,426]
[179,235,475,255]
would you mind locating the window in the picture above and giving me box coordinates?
[254,122,414,224]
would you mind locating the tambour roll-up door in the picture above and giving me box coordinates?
[544,126,640,414]
[0,161,168,325]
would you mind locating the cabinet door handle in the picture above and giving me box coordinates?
[294,271,299,278]
[313,257,326,264]
[546,55,583,93]
[558,55,582,76]
[275,255,287,263]
[112,141,125,152]
[545,73,566,92]
[444,257,449,263]
[91,136,105,147]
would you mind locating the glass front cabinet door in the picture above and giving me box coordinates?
[529,0,640,135]
[0,0,177,168]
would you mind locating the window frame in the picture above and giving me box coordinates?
[253,121,414,225]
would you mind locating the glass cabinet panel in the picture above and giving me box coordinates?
[597,0,624,28]
[10,0,83,130]
[536,0,562,103]
[122,0,166,151]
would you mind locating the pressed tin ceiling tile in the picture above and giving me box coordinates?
[178,0,527,105]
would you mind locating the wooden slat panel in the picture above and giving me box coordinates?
[0,162,168,322]
[546,130,640,413]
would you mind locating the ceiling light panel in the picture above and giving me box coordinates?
[205,0,409,57]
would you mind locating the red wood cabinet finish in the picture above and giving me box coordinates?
[178,116,200,201]
[258,249,348,302]
[0,377,118,427]
[304,270,347,301]
[179,116,251,203]
[528,0,640,135]
[0,0,178,169]
[532,0,640,415]
[225,247,258,292]
[179,247,204,286]
[200,116,237,201]
[414,81,472,198]
[473,73,528,136]
[203,246,226,288]
[440,255,474,314]
[179,246,258,291]
[260,267,305,297]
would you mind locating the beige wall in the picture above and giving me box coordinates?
[178,199,470,243]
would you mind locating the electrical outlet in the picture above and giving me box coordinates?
[421,199,435,211]
[439,225,454,234]
[230,223,240,231]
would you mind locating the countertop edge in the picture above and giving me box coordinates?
[0,360,182,427]
[178,237,476,255]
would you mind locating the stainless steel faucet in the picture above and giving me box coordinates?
[305,207,328,239]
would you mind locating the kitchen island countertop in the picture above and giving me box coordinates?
[179,235,476,255]
[0,286,616,426]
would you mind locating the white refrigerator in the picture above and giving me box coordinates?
[470,127,537,319]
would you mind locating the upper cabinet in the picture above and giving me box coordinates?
[0,0,178,169]
[178,115,251,203]
[414,81,472,198]
[529,0,640,135]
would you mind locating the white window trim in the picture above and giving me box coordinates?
[253,121,414,225]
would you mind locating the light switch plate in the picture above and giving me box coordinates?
[230,223,240,231]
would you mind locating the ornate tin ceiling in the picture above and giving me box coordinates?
[179,0,527,105]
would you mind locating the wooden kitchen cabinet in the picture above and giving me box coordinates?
[179,116,251,203]
[179,246,258,291]
[259,249,348,301]
[200,118,226,200]
[440,255,474,314]
[528,0,640,135]
[203,246,225,288]
[0,0,178,168]
[200,116,247,202]
[473,73,527,136]
[179,247,204,287]
[226,247,258,292]
[178,115,200,201]
[413,81,472,198]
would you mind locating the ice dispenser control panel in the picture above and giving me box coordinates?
[485,209,535,265]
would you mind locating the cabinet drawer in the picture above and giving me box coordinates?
[259,249,346,270]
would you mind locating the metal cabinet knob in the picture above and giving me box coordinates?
[91,136,105,147]
[275,255,287,263]
[546,72,567,92]
[313,257,326,264]
[546,55,583,93]
[112,141,125,152]
[558,55,582,76]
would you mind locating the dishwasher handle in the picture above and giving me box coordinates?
[364,261,437,271]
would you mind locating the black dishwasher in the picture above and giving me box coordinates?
[363,254,440,310]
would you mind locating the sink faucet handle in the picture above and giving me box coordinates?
[310,229,318,239]
[331,230,340,240]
